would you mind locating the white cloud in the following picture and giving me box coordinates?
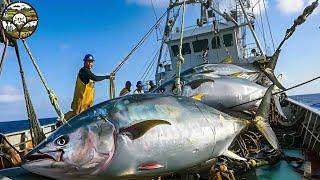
[0,86,23,103]
[276,0,305,15]
[126,0,168,8]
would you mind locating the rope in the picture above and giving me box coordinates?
[142,50,159,81]
[276,0,318,52]
[22,40,66,124]
[229,75,320,109]
[258,0,267,53]
[141,48,160,81]
[0,37,8,76]
[109,9,168,97]
[13,40,45,147]
[151,0,163,40]
[175,1,186,94]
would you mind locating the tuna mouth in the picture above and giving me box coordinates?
[24,150,64,163]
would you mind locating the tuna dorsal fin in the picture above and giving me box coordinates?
[186,79,215,89]
[120,120,171,140]
[222,150,246,161]
[253,85,280,150]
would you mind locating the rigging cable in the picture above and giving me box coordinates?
[112,9,168,74]
[22,40,66,124]
[263,0,275,52]
[228,75,320,109]
[135,47,159,82]
[109,9,168,98]
[142,49,160,81]
[151,0,163,40]
[258,0,267,53]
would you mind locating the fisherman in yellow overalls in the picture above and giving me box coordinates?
[62,54,111,122]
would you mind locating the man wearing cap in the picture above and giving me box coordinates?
[64,54,113,121]
[119,81,132,96]
[133,81,144,94]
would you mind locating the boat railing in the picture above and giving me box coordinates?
[286,98,320,156]
[4,123,56,152]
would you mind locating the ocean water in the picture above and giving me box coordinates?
[290,93,320,110]
[0,94,319,135]
[0,118,56,134]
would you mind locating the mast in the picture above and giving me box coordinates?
[238,0,265,56]
[156,0,173,77]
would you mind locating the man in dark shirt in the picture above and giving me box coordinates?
[64,54,111,121]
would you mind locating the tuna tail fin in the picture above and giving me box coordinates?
[253,85,280,150]
[263,49,286,90]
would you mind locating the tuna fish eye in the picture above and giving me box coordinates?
[55,135,69,146]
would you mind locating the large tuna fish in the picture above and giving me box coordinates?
[178,63,261,82]
[153,73,268,112]
[22,87,278,179]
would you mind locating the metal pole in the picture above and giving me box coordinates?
[238,0,265,56]
[156,0,172,77]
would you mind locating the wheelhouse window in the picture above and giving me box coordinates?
[171,43,191,56]
[212,36,221,49]
[223,34,233,47]
[192,39,208,53]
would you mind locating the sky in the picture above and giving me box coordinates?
[0,0,319,122]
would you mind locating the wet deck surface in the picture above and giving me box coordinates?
[0,167,52,180]
[0,150,306,180]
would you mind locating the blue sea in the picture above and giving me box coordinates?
[0,94,319,135]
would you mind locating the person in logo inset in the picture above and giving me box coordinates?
[63,54,112,121]
[133,81,144,94]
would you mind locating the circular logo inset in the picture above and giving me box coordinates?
[1,2,38,39]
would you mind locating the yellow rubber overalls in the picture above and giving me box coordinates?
[64,76,95,120]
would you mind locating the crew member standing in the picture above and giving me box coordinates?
[64,54,112,121]
[119,81,132,96]
[133,81,144,94]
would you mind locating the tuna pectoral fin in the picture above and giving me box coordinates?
[253,85,280,150]
[223,150,246,161]
[186,79,215,89]
[120,120,171,140]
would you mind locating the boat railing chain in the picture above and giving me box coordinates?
[175,0,186,94]
[22,39,66,124]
